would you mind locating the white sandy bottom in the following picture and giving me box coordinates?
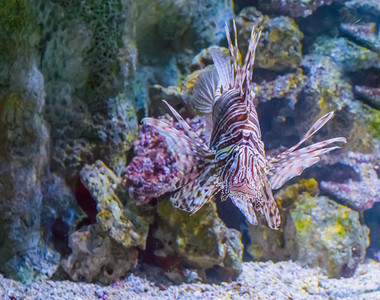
[1,260,379,300]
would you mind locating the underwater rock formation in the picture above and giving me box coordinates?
[61,224,139,284]
[247,179,369,278]
[255,69,306,107]
[150,201,243,283]
[0,0,380,286]
[62,160,152,283]
[237,7,303,71]
[0,1,62,283]
[354,86,380,110]
[311,37,378,72]
[80,161,150,249]
[0,62,61,282]
[340,23,380,52]
[38,0,138,181]
[296,54,378,155]
[344,0,380,16]
[148,85,188,117]
[321,152,380,211]
[256,0,339,18]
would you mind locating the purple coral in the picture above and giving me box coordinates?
[321,152,380,211]
[122,115,206,205]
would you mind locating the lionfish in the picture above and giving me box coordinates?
[142,22,346,230]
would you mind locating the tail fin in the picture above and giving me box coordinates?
[142,102,220,213]
[268,112,346,189]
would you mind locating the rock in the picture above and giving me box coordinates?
[340,23,380,52]
[38,0,138,182]
[257,0,339,18]
[297,55,378,155]
[148,85,189,117]
[345,0,380,16]
[247,179,370,278]
[237,7,304,71]
[41,173,82,257]
[135,0,233,60]
[61,224,138,284]
[354,86,380,110]
[61,160,152,283]
[0,3,60,280]
[80,161,150,249]
[255,68,306,106]
[289,183,369,278]
[321,152,380,211]
[151,201,243,282]
[190,46,229,71]
[311,36,378,72]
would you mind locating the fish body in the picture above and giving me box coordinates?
[142,22,346,230]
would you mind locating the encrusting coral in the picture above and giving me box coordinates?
[122,115,206,205]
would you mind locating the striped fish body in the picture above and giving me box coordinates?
[210,88,276,227]
[142,22,346,230]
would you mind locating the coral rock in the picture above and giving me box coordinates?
[354,86,380,110]
[248,179,370,278]
[340,23,380,52]
[122,115,206,205]
[238,7,303,71]
[61,224,138,284]
[255,68,306,106]
[321,152,380,211]
[152,201,243,282]
[257,0,338,18]
[345,0,380,16]
[80,160,149,249]
[311,37,378,72]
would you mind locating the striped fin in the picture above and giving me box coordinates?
[262,178,281,230]
[142,103,219,213]
[141,117,209,183]
[223,20,261,95]
[210,47,233,91]
[230,196,258,226]
[171,171,221,214]
[192,66,219,114]
[268,112,347,190]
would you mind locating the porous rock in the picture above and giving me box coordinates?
[321,152,380,212]
[257,0,339,18]
[61,223,138,284]
[237,7,304,71]
[152,201,243,282]
[247,179,370,278]
[61,161,152,283]
[311,36,378,72]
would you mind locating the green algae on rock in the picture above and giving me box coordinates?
[290,189,369,278]
[311,37,378,72]
[61,160,153,283]
[0,0,39,62]
[247,179,369,278]
[80,160,150,249]
[298,55,378,155]
[237,7,303,71]
[154,201,243,282]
